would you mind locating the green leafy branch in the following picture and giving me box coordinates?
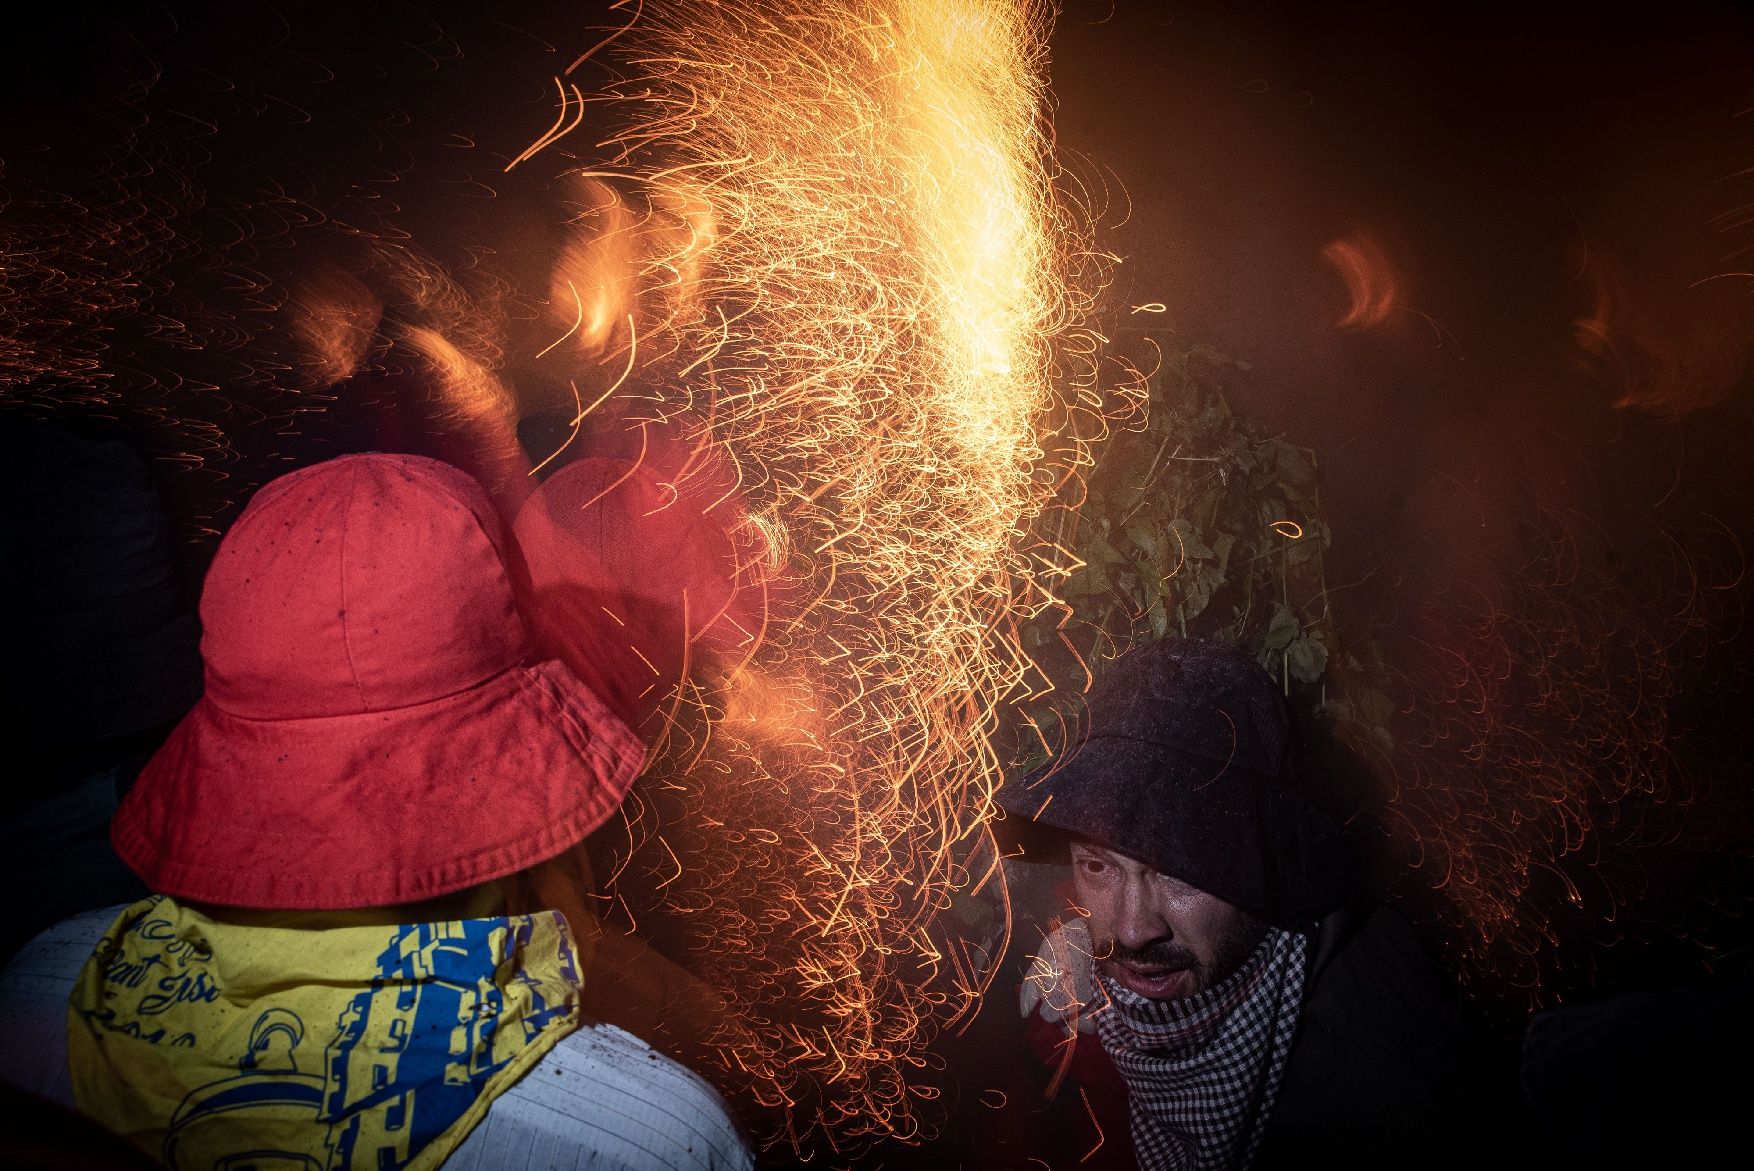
[1020,343,1393,763]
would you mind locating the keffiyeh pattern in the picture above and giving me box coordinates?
[1093,928,1308,1170]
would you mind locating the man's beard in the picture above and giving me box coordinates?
[1098,915,1269,998]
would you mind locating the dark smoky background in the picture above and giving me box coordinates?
[1051,0,1754,1001]
[3,0,1751,1016]
[1055,0,1754,596]
[1,0,611,576]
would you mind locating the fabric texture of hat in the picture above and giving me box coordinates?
[514,445,758,736]
[996,637,1356,923]
[0,421,202,749]
[113,453,645,910]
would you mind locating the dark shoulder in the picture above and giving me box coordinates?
[1259,905,1526,1167]
[1309,903,1466,1031]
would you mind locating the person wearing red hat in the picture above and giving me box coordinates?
[0,453,753,1171]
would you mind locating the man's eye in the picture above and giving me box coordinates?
[1076,858,1107,876]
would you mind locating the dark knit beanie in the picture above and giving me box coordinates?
[996,637,1358,924]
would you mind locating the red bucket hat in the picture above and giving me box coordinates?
[113,453,645,910]
[514,446,763,736]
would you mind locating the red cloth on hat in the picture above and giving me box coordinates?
[515,441,762,738]
[113,454,645,910]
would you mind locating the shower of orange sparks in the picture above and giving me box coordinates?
[514,0,1128,1151]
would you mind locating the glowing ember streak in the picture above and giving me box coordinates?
[1321,233,1398,329]
[548,177,640,356]
[285,268,382,391]
[521,0,1115,1149]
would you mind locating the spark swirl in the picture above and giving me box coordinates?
[520,0,1121,1149]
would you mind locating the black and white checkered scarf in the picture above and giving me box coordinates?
[1092,928,1308,1171]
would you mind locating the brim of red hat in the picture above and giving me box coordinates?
[112,659,644,910]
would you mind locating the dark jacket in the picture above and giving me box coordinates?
[952,904,1523,1170]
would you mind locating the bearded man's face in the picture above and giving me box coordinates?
[1069,838,1268,999]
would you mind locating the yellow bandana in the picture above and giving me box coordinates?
[68,896,581,1171]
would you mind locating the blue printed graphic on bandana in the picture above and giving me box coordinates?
[155,916,576,1171]
[162,1007,326,1171]
[321,918,574,1169]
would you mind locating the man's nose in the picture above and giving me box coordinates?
[1112,878,1168,950]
